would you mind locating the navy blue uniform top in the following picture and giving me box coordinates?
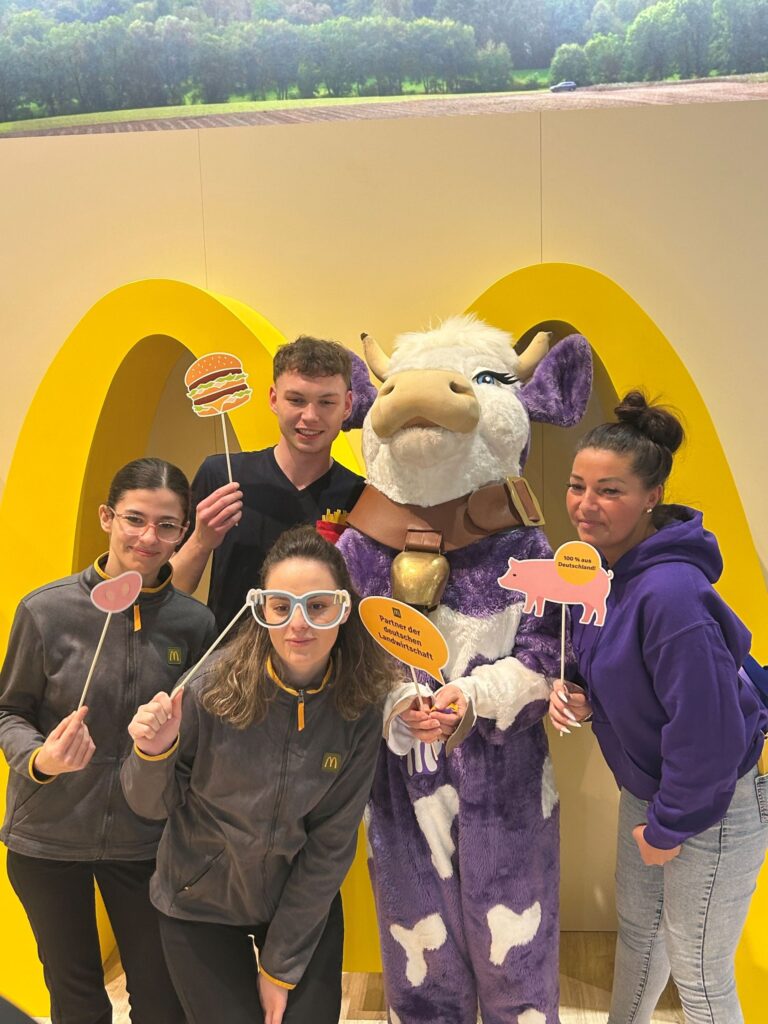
[190,448,365,631]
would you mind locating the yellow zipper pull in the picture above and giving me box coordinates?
[133,604,142,632]
[297,690,305,731]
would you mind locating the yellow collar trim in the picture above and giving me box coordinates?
[93,554,173,594]
[266,655,333,698]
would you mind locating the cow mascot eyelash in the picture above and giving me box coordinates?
[338,315,593,1024]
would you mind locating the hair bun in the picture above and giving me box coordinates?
[614,390,684,453]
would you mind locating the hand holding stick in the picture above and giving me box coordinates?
[35,707,95,777]
[549,606,591,735]
[129,688,184,757]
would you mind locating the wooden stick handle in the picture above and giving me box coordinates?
[78,613,112,710]
[560,604,567,684]
[221,414,233,484]
[409,665,424,710]
[171,601,251,697]
[558,604,567,739]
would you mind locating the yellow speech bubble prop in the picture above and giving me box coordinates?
[359,596,448,685]
[553,541,602,586]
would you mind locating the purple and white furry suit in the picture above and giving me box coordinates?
[337,317,592,1024]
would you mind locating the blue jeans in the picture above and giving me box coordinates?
[609,766,768,1024]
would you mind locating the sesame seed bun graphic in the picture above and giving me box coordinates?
[185,352,253,417]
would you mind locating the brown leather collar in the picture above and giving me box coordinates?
[345,477,544,552]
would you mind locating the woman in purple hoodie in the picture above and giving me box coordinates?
[550,391,768,1024]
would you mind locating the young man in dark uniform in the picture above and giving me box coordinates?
[172,337,367,629]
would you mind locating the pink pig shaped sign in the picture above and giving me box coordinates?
[498,541,613,626]
[499,541,611,736]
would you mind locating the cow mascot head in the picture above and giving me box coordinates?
[344,315,592,610]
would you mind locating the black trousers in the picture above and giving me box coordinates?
[6,851,185,1024]
[158,892,344,1024]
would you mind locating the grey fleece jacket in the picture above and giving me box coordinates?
[120,664,382,989]
[0,559,216,860]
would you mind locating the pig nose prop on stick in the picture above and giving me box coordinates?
[78,571,144,710]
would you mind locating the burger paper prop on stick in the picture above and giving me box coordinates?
[185,353,252,417]
[185,352,253,483]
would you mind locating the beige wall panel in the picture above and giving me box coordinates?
[540,101,768,574]
[0,131,207,492]
[198,115,542,351]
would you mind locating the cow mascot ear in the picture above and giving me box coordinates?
[342,343,380,431]
[519,334,593,427]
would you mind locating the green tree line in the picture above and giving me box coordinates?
[0,0,765,123]
[0,14,513,119]
[550,0,768,86]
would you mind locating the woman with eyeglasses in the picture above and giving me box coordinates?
[122,525,397,1024]
[0,458,216,1024]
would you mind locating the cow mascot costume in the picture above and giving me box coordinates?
[337,316,592,1024]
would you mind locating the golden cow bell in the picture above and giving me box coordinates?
[391,550,450,612]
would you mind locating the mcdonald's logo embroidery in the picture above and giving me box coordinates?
[167,647,183,665]
[322,752,342,773]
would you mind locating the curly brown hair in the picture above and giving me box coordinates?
[200,526,400,728]
[273,335,352,387]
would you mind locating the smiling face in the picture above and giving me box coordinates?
[264,556,349,686]
[99,488,187,586]
[567,448,662,566]
[269,370,353,458]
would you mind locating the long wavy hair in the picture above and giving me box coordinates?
[200,526,399,728]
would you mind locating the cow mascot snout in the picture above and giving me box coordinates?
[338,315,592,1024]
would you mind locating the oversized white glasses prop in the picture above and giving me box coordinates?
[170,589,351,699]
[184,352,253,484]
[249,589,351,629]
[77,571,143,709]
[497,541,612,737]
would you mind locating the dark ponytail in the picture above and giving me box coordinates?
[107,459,191,520]
[576,390,684,490]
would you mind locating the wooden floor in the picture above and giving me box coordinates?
[81,932,682,1023]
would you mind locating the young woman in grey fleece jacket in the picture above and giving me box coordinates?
[0,458,217,1024]
[123,525,399,1024]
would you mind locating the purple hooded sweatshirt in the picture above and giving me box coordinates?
[572,505,767,850]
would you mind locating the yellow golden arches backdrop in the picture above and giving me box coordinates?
[0,268,765,1017]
